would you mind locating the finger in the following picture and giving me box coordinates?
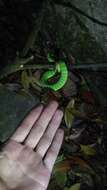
[11,105,43,143]
[44,129,64,172]
[24,101,58,149]
[36,110,63,157]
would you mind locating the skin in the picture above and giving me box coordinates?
[0,101,64,190]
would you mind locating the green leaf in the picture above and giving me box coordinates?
[64,99,75,128]
[67,108,87,118]
[55,171,67,187]
[55,154,65,164]
[80,144,96,156]
[64,183,81,190]
[21,70,30,90]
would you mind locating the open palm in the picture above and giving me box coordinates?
[0,101,64,190]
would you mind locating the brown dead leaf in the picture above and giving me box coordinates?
[54,156,91,173]
[64,99,75,128]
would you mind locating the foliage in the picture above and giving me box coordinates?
[64,99,75,128]
[0,1,107,190]
[64,183,81,190]
[54,172,67,187]
[80,144,96,156]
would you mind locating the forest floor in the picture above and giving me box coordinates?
[0,1,107,190]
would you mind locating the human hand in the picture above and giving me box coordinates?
[0,101,64,190]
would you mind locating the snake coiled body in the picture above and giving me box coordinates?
[40,60,68,91]
[0,53,68,91]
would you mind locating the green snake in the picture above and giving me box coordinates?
[0,53,68,91]
[39,53,68,91]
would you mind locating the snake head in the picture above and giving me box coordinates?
[47,53,55,63]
